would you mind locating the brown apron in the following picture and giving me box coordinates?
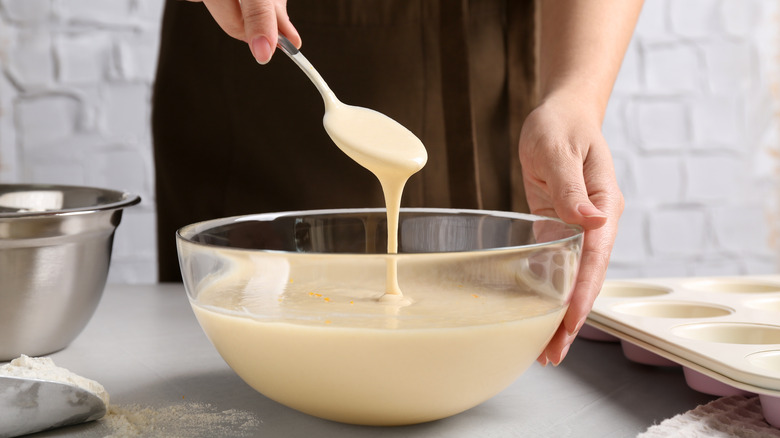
[152,0,536,282]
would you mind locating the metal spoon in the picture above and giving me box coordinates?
[0,375,107,437]
[276,35,340,107]
[274,35,428,292]
[274,35,427,178]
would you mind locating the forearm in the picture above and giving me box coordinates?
[538,0,644,121]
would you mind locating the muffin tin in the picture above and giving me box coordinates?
[583,275,780,428]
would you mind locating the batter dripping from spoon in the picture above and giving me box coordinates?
[277,36,428,300]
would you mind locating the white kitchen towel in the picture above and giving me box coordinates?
[638,395,780,438]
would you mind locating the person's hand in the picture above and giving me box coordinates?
[187,0,301,64]
[518,95,624,366]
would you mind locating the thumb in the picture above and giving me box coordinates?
[548,168,608,230]
[240,0,279,64]
[574,202,609,230]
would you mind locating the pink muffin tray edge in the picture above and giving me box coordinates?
[584,275,780,429]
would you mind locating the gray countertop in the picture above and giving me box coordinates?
[28,283,714,437]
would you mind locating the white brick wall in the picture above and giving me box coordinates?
[0,0,161,283]
[607,0,780,279]
[0,0,778,283]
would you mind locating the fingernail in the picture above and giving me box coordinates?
[566,318,585,337]
[577,203,607,219]
[552,343,572,367]
[251,36,272,64]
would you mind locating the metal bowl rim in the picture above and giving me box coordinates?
[0,184,141,218]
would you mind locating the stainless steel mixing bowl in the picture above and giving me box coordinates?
[0,184,140,361]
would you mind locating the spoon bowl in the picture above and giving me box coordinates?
[276,35,427,180]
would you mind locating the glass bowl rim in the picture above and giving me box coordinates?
[176,207,584,256]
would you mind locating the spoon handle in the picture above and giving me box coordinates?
[276,35,338,107]
[277,35,299,56]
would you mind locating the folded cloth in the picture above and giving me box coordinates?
[638,395,780,438]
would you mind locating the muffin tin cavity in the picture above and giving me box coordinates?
[747,351,780,378]
[673,323,780,345]
[613,301,733,319]
[683,279,780,294]
[586,275,780,429]
[620,340,678,367]
[746,297,780,313]
[761,395,780,428]
[683,368,755,397]
[598,282,672,298]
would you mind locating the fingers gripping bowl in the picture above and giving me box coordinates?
[177,208,583,426]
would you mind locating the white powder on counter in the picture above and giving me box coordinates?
[0,355,109,407]
[0,355,260,437]
[101,402,261,437]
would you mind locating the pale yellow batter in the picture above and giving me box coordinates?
[191,257,566,425]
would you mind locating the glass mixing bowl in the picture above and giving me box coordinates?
[177,208,583,426]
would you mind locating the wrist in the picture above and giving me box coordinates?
[534,90,606,127]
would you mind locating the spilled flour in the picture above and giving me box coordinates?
[100,402,260,437]
[0,355,260,437]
